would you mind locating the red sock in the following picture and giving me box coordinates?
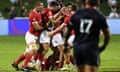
[38,53,44,62]
[70,55,75,65]
[22,53,32,68]
[14,53,25,65]
[66,60,70,65]
[33,53,39,61]
[38,53,46,70]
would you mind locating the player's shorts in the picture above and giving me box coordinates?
[25,31,38,44]
[39,30,50,44]
[67,35,75,46]
[73,41,100,66]
[52,33,64,47]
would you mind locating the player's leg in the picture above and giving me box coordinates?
[77,64,98,72]
[84,64,98,72]
[83,43,99,72]
[39,30,50,70]
[63,46,71,70]
[76,65,84,72]
[64,35,75,69]
[12,53,25,70]
[13,53,25,65]
[57,45,64,63]
[22,42,37,68]
[92,66,99,72]
[39,30,50,58]
[12,46,30,66]
[52,33,64,68]
[12,42,30,70]
[75,42,99,72]
[22,32,38,71]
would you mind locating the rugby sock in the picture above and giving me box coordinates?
[70,55,75,65]
[66,61,70,68]
[22,53,32,68]
[66,60,70,65]
[38,53,44,62]
[33,52,39,61]
[14,53,25,65]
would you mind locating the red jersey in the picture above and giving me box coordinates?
[41,8,53,24]
[29,10,42,36]
[64,14,75,35]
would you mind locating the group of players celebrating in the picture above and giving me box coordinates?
[12,0,111,72]
[12,1,77,72]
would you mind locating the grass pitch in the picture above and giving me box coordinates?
[0,35,120,72]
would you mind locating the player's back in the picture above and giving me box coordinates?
[70,8,108,45]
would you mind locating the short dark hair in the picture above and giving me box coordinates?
[50,1,59,7]
[71,3,78,11]
[86,0,99,6]
[76,0,85,4]
[65,2,73,7]
[34,1,42,7]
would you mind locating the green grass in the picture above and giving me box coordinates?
[0,35,120,72]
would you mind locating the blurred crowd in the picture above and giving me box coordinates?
[0,0,120,19]
[107,0,120,18]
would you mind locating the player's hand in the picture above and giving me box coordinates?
[48,31,54,37]
[99,45,106,53]
[60,7,66,15]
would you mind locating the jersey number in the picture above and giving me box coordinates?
[80,19,93,33]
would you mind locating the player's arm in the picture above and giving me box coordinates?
[53,7,66,19]
[49,23,66,36]
[48,16,69,36]
[30,13,44,30]
[99,28,110,53]
[32,21,43,30]
[49,15,63,24]
[49,7,66,24]
[47,10,58,24]
[54,11,61,19]
[99,17,111,53]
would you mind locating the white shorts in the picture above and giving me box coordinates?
[52,33,64,47]
[39,30,50,44]
[25,31,38,44]
[67,35,75,46]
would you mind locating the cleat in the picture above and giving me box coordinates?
[12,63,19,71]
[21,67,32,72]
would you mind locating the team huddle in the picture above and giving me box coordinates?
[12,0,110,72]
[12,1,77,71]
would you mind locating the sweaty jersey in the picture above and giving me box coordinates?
[29,10,42,36]
[69,8,108,44]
